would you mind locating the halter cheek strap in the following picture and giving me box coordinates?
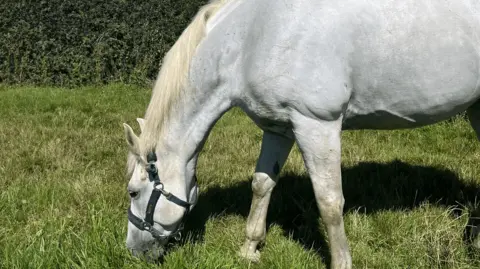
[127,152,194,241]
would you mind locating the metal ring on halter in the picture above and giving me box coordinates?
[154,182,164,190]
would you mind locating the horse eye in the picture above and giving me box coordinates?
[129,191,139,198]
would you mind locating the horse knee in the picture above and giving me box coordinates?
[251,172,276,197]
[317,195,345,225]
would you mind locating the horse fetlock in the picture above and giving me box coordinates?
[251,172,275,196]
[245,224,266,242]
[330,250,352,269]
[239,239,261,263]
[330,259,352,269]
[472,225,480,249]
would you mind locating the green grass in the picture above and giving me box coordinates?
[1,84,480,268]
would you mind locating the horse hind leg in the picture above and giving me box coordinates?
[468,101,480,140]
[466,102,480,249]
[239,131,294,262]
[291,112,352,269]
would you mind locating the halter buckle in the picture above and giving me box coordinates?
[146,163,157,174]
[142,222,152,231]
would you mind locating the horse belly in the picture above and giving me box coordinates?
[343,0,480,130]
[344,60,480,130]
[343,95,478,130]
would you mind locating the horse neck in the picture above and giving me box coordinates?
[154,81,233,166]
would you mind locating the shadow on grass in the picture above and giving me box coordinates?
[183,160,480,263]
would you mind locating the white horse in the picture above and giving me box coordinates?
[123,0,480,267]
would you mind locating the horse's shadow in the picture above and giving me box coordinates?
[183,160,480,261]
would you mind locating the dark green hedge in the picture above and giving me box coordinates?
[0,0,208,86]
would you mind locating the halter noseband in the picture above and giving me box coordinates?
[127,152,194,241]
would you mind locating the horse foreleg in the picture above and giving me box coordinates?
[292,114,352,269]
[239,131,293,262]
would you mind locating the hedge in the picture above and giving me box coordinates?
[0,0,208,86]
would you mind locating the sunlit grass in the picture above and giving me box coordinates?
[1,84,479,268]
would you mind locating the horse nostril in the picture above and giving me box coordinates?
[129,191,138,198]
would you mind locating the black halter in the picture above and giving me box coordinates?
[127,152,194,241]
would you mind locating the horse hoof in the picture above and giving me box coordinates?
[238,248,261,263]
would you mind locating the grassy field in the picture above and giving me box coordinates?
[1,84,480,268]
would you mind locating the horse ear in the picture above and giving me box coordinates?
[136,118,145,133]
[123,123,141,155]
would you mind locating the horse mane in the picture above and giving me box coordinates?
[141,0,229,153]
